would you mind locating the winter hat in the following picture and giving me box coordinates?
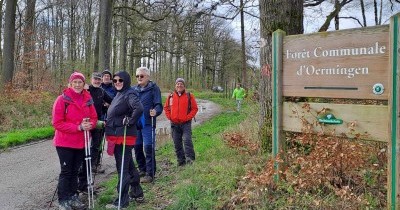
[91,72,102,79]
[102,69,112,77]
[175,78,185,85]
[69,72,85,83]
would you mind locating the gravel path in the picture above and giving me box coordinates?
[0,99,221,210]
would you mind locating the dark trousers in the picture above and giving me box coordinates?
[91,128,104,166]
[113,144,142,207]
[78,128,103,191]
[171,121,195,165]
[133,125,156,177]
[56,147,85,202]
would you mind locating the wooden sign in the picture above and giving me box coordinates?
[282,26,389,99]
[272,14,400,209]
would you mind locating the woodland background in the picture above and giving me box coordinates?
[0,0,398,142]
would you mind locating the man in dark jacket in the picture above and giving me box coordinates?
[101,69,116,120]
[78,72,113,193]
[132,67,163,183]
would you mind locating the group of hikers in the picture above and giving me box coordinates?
[51,68,198,209]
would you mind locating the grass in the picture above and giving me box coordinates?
[95,92,253,209]
[0,126,54,149]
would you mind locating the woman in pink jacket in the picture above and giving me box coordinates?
[52,72,97,210]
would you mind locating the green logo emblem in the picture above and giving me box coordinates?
[317,114,343,124]
[372,83,384,95]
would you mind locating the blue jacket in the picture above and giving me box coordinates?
[101,82,117,99]
[132,81,163,127]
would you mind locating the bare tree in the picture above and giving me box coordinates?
[98,0,113,72]
[1,0,17,86]
[22,0,36,90]
[319,0,353,32]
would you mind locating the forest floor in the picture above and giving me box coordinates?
[0,98,221,210]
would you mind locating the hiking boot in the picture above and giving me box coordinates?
[129,195,145,203]
[140,175,153,183]
[69,195,86,210]
[105,203,127,209]
[129,185,144,203]
[58,200,72,210]
[138,171,146,177]
[105,199,128,209]
[177,161,186,166]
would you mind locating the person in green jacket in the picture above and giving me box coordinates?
[232,83,246,112]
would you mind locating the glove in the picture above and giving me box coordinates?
[122,116,131,126]
[96,120,105,129]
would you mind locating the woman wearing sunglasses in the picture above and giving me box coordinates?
[104,70,145,209]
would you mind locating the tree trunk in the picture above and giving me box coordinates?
[0,0,4,78]
[1,0,17,86]
[373,0,378,25]
[319,0,352,32]
[99,0,113,72]
[23,0,36,90]
[360,0,366,27]
[93,19,100,71]
[118,0,127,71]
[240,0,246,87]
[84,0,94,72]
[258,0,303,151]
[334,0,339,30]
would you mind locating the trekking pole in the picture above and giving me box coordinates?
[47,187,57,209]
[97,117,107,171]
[84,126,95,209]
[151,116,155,178]
[98,130,106,168]
[118,117,128,210]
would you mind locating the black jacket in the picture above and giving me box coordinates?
[105,71,143,137]
[88,85,113,119]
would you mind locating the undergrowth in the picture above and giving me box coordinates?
[0,87,55,132]
[222,102,387,209]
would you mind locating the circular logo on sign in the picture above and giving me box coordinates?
[372,83,384,95]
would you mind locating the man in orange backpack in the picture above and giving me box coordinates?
[164,78,198,166]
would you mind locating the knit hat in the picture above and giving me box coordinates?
[69,72,85,83]
[102,69,112,77]
[175,78,185,85]
[91,72,102,79]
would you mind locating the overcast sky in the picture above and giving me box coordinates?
[227,1,400,67]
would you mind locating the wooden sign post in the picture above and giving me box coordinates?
[272,13,400,209]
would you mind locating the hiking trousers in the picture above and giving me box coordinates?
[56,147,85,202]
[134,125,156,177]
[114,144,142,207]
[171,121,195,165]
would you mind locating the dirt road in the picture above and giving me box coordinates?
[0,99,220,210]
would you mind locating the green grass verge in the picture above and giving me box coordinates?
[0,126,54,149]
[96,93,251,209]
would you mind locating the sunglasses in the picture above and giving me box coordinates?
[136,75,145,79]
[113,78,124,83]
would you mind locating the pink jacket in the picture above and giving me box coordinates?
[52,88,98,149]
